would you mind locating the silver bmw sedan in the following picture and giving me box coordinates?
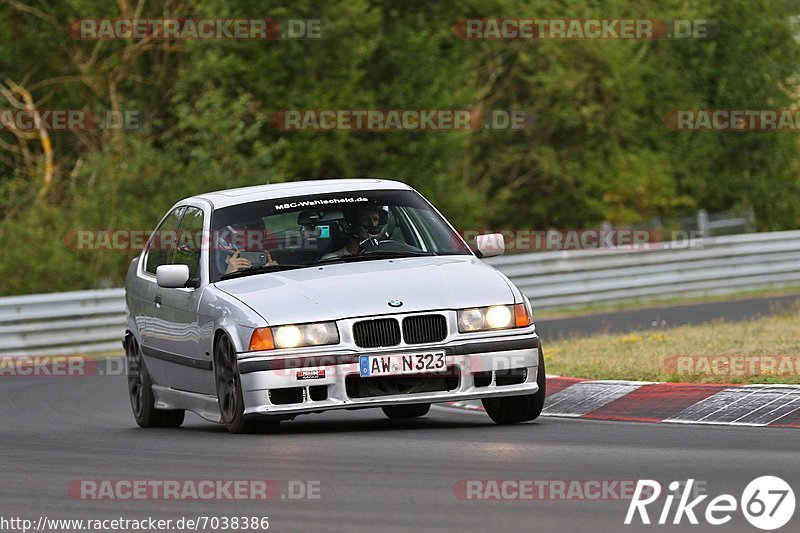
[124,179,544,433]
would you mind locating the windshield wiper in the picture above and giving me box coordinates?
[220,264,308,280]
[315,251,435,265]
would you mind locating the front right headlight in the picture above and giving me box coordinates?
[248,322,339,351]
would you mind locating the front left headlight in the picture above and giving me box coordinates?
[248,322,339,351]
[457,303,531,333]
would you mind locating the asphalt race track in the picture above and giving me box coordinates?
[536,293,800,338]
[1,373,798,532]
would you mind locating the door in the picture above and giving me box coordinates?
[154,205,214,392]
[138,205,185,386]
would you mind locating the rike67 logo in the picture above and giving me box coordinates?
[626,477,795,530]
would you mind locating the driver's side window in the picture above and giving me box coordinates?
[172,206,205,279]
[145,206,185,274]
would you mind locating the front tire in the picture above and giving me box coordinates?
[382,403,431,420]
[214,333,280,434]
[482,344,546,425]
[125,335,185,428]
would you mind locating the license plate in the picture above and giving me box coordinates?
[359,351,446,378]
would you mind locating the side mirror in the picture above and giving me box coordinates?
[156,264,191,288]
[474,233,505,258]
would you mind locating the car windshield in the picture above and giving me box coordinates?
[210,189,471,281]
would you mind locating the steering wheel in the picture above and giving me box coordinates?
[358,238,418,255]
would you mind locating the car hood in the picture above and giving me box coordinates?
[214,256,516,325]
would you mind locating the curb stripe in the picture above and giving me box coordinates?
[543,381,645,417]
[581,383,726,423]
[769,408,800,428]
[733,391,800,425]
[445,377,800,428]
[665,387,800,426]
[545,376,586,396]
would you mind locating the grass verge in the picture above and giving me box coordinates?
[544,310,800,384]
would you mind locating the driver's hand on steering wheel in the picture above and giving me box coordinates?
[357,236,381,255]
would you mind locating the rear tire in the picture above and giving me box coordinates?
[482,344,546,425]
[126,335,185,428]
[214,333,280,434]
[382,403,431,420]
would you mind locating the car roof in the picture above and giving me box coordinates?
[188,178,415,209]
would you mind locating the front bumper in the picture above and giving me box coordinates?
[238,333,540,417]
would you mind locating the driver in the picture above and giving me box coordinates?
[218,222,279,275]
[321,206,388,259]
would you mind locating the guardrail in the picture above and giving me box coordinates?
[0,289,125,355]
[488,229,800,309]
[1,231,799,355]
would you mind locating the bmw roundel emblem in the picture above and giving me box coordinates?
[388,300,403,308]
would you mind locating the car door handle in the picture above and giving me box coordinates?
[154,294,162,308]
